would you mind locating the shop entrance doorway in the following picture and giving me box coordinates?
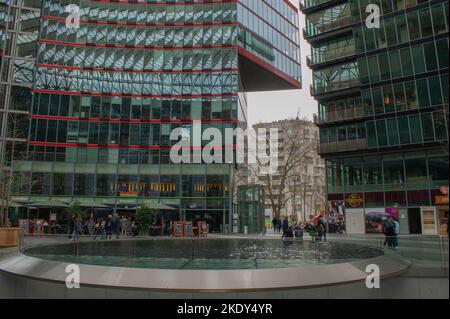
[408,208,422,234]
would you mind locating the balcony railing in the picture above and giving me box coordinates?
[319,138,367,154]
[307,46,356,66]
[299,0,333,10]
[311,78,359,95]
[303,15,352,38]
[314,108,365,124]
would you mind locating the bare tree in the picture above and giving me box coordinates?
[249,119,318,221]
[0,113,30,226]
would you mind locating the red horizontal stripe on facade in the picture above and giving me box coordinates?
[42,15,239,28]
[90,0,238,5]
[38,39,238,51]
[88,0,296,13]
[237,47,301,89]
[31,114,239,124]
[36,63,238,74]
[28,141,238,150]
[33,89,238,98]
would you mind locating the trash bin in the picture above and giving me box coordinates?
[244,226,248,235]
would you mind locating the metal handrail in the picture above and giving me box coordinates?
[314,107,365,124]
[304,15,352,38]
[307,46,356,66]
[311,78,360,95]
[300,0,334,10]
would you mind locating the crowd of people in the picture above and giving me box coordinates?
[68,213,137,240]
[272,213,403,248]
[272,215,328,241]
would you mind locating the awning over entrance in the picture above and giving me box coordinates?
[77,202,110,209]
[137,203,177,210]
[28,201,69,208]
[9,202,27,208]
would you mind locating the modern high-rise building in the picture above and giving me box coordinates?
[2,0,301,232]
[301,0,449,235]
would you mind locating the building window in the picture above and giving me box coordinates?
[386,118,399,146]
[419,8,433,38]
[424,42,438,73]
[429,76,443,106]
[376,120,388,147]
[389,51,402,78]
[411,45,426,74]
[433,111,448,140]
[398,116,410,145]
[409,115,423,144]
[407,11,421,40]
[436,39,449,69]
[400,48,413,76]
[421,113,435,142]
[417,78,430,108]
[366,121,377,148]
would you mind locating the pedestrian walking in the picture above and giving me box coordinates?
[120,216,128,236]
[294,224,303,239]
[281,216,289,238]
[113,213,121,239]
[105,215,113,239]
[317,215,327,241]
[67,214,75,239]
[383,216,395,248]
[70,214,82,240]
[393,217,400,249]
[306,221,316,241]
[272,217,278,233]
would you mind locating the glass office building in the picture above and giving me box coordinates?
[301,0,448,235]
[5,0,301,232]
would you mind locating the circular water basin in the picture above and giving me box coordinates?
[23,238,384,270]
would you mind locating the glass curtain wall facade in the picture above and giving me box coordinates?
[0,0,40,167]
[7,0,301,232]
[301,0,449,234]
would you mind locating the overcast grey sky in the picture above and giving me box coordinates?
[247,3,315,126]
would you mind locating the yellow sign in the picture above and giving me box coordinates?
[346,193,363,208]
[435,196,449,205]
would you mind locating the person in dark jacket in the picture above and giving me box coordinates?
[284,226,294,239]
[112,213,121,239]
[272,217,278,233]
[316,216,327,241]
[67,214,75,239]
[281,216,289,238]
[105,215,113,240]
[383,216,395,248]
